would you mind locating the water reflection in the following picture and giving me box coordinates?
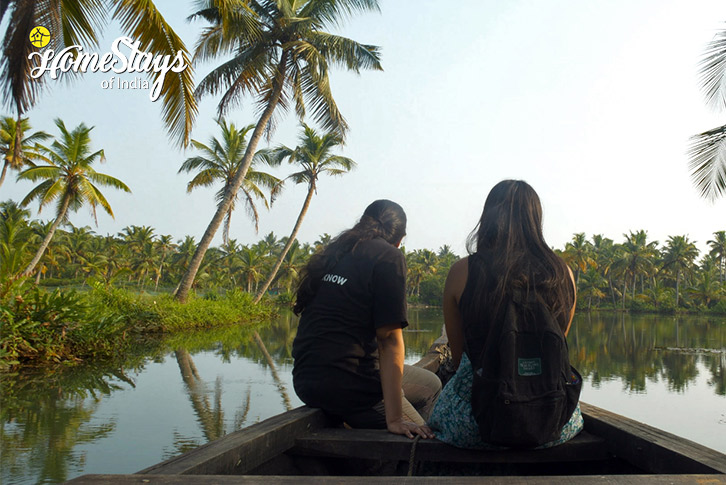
[568,313,726,395]
[1,310,725,484]
[1,365,129,484]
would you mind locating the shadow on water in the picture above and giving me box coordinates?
[1,309,725,484]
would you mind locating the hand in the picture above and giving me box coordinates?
[387,419,435,439]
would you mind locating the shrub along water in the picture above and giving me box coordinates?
[0,279,275,368]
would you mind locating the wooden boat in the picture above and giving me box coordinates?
[68,336,726,484]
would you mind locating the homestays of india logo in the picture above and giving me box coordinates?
[28,27,187,101]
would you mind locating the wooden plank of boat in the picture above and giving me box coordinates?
[581,402,726,475]
[66,474,726,484]
[291,428,610,464]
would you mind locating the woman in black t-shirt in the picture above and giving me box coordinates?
[292,200,441,439]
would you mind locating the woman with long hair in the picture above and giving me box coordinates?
[428,180,582,448]
[292,199,441,438]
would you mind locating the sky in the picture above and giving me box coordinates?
[4,0,726,258]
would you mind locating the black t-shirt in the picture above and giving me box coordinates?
[292,238,408,415]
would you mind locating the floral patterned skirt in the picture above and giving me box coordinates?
[428,353,583,449]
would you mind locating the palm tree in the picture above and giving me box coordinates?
[27,218,56,283]
[178,120,280,244]
[154,234,176,291]
[562,233,596,285]
[174,0,382,302]
[639,275,673,311]
[591,234,619,307]
[254,124,356,302]
[406,249,438,297]
[707,230,726,283]
[314,233,332,252]
[688,261,722,308]
[63,224,95,279]
[275,239,306,292]
[0,0,196,158]
[217,238,242,287]
[238,245,265,293]
[0,116,49,189]
[662,235,699,308]
[16,119,130,277]
[619,230,659,299]
[119,225,156,285]
[437,245,458,269]
[0,202,31,278]
[578,268,607,311]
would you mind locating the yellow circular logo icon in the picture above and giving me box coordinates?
[29,26,50,48]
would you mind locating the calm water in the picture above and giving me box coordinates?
[1,310,725,484]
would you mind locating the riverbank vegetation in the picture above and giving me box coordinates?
[0,277,275,368]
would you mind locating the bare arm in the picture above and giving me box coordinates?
[443,258,468,369]
[376,324,434,438]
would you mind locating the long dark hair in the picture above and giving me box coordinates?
[293,199,407,315]
[463,180,574,332]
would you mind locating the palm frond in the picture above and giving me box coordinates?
[178,153,219,173]
[245,169,280,189]
[688,124,726,201]
[322,154,356,171]
[190,0,264,63]
[195,43,272,117]
[186,168,221,191]
[300,0,380,28]
[58,0,107,48]
[322,167,349,177]
[17,164,62,182]
[309,70,347,135]
[39,178,65,214]
[253,147,286,167]
[306,31,382,72]
[19,178,55,207]
[85,171,131,192]
[285,169,309,185]
[82,179,115,219]
[1,0,43,114]
[240,187,261,231]
[700,27,726,111]
[112,0,197,147]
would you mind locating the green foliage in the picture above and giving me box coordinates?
[0,283,275,368]
[709,299,726,314]
[418,276,445,306]
[274,291,295,307]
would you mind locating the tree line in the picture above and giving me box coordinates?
[0,199,457,305]
[4,194,726,313]
[559,230,725,313]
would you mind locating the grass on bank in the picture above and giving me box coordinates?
[0,279,276,369]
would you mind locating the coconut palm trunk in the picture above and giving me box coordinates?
[20,194,69,277]
[675,270,681,308]
[174,59,287,303]
[254,181,315,303]
[0,160,9,188]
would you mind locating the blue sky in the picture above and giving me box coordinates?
[4,0,726,257]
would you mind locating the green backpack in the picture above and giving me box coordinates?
[466,289,581,447]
